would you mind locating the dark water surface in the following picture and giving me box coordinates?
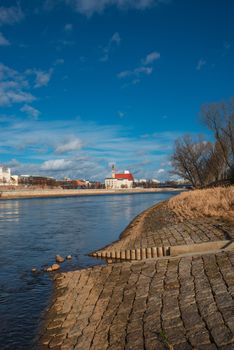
[0,192,177,349]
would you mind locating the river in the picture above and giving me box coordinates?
[0,192,178,350]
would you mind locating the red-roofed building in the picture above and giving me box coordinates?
[105,166,134,189]
[114,173,134,181]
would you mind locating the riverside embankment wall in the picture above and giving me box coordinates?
[0,188,183,200]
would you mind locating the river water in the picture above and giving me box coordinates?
[0,192,178,350]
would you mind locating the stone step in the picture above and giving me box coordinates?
[90,239,234,261]
[90,246,170,260]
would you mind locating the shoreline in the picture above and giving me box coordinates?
[0,187,184,200]
[40,195,234,349]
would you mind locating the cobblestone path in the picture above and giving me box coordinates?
[40,251,234,350]
[92,201,234,257]
[40,200,234,350]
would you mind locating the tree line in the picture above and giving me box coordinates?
[171,97,234,188]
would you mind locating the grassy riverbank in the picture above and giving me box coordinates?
[168,186,234,221]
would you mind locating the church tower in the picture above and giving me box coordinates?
[112,164,115,178]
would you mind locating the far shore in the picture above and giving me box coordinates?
[0,187,185,200]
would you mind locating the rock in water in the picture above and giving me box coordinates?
[46,263,60,272]
[55,255,65,263]
[66,255,72,260]
[51,263,60,271]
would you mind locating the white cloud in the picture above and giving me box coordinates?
[118,66,153,79]
[25,68,53,88]
[0,63,35,106]
[0,90,35,106]
[20,104,41,119]
[135,66,153,75]
[111,32,121,45]
[34,69,53,88]
[0,5,24,26]
[157,168,165,173]
[41,159,72,171]
[142,51,160,65]
[0,116,181,180]
[55,137,82,153]
[196,58,206,71]
[100,32,121,62]
[0,62,56,107]
[0,32,10,46]
[66,0,165,17]
[117,51,159,83]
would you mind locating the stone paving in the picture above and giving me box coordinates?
[40,201,234,350]
[92,201,234,256]
[40,251,234,350]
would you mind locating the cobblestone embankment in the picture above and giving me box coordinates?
[40,201,234,350]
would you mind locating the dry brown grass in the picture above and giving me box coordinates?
[168,186,234,221]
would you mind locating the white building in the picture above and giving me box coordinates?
[0,166,18,186]
[152,179,160,184]
[105,167,134,189]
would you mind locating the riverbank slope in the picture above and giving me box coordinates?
[40,187,234,350]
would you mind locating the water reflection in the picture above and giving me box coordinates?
[0,200,19,222]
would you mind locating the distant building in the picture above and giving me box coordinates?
[0,166,18,186]
[0,166,11,185]
[58,179,87,189]
[105,165,134,189]
[151,179,160,184]
[19,175,56,187]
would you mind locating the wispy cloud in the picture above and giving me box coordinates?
[0,116,180,180]
[41,159,73,171]
[55,137,82,153]
[0,5,24,26]
[25,67,53,88]
[0,63,35,106]
[0,62,59,107]
[65,0,168,17]
[20,104,41,119]
[196,58,206,71]
[117,51,159,84]
[30,69,53,88]
[118,66,153,79]
[0,32,10,46]
[142,51,160,65]
[100,32,121,62]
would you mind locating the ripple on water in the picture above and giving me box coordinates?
[0,192,178,349]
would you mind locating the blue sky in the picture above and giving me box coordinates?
[0,0,233,180]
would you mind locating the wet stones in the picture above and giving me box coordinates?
[32,253,72,273]
[56,255,65,263]
[46,263,60,272]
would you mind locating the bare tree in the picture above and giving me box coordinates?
[171,135,213,187]
[201,97,234,177]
